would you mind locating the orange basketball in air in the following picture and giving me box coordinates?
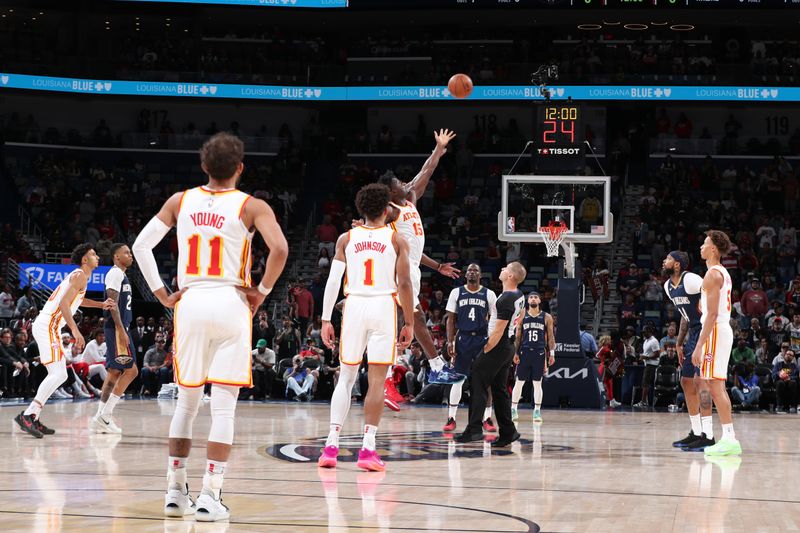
[448,73,473,99]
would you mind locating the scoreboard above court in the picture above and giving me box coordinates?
[535,104,584,158]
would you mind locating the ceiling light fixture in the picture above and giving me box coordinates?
[624,23,648,30]
[670,24,694,31]
[578,23,603,30]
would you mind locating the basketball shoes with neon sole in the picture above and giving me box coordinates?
[533,408,543,422]
[384,397,401,412]
[703,439,742,457]
[318,446,339,468]
[357,449,386,472]
[384,378,405,404]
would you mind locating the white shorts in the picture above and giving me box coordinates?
[32,315,63,366]
[700,322,733,381]
[411,263,421,308]
[340,295,397,366]
[173,286,252,388]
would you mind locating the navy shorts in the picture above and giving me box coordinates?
[453,332,487,376]
[517,350,546,381]
[105,326,136,371]
[680,326,702,379]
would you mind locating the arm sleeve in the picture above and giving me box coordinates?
[321,260,346,322]
[132,216,171,292]
[105,268,123,292]
[683,273,704,294]
[445,289,459,314]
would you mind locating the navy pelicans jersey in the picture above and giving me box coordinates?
[103,266,132,328]
[520,311,547,355]
[446,285,497,334]
[664,272,703,329]
[344,225,397,297]
[176,186,254,290]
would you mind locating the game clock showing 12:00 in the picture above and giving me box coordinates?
[536,105,583,157]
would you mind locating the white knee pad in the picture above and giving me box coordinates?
[169,385,204,440]
[208,384,239,445]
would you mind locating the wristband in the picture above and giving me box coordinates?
[437,263,443,272]
[257,284,272,296]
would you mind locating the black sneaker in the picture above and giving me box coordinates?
[34,418,55,435]
[682,433,715,452]
[14,412,43,439]
[673,431,698,448]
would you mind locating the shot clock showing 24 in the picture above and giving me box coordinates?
[535,104,584,157]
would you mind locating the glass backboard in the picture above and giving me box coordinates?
[498,175,613,244]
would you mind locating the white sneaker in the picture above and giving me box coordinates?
[74,387,91,399]
[164,485,196,518]
[53,388,69,399]
[91,414,122,434]
[609,399,622,408]
[195,491,230,522]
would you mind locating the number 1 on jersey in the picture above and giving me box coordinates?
[186,234,224,277]
[363,258,374,286]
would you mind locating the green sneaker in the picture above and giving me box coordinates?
[703,439,742,457]
[533,408,542,422]
[511,407,519,421]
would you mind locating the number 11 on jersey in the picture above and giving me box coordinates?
[186,235,224,277]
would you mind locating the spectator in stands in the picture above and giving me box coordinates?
[74,329,108,385]
[618,293,642,332]
[317,215,338,258]
[731,337,756,367]
[292,282,315,341]
[253,310,274,349]
[0,328,28,397]
[755,337,772,365]
[596,334,622,408]
[141,335,171,396]
[250,339,276,400]
[660,323,678,349]
[318,248,331,270]
[772,349,798,413]
[0,284,15,320]
[744,317,766,348]
[767,304,789,330]
[790,313,800,352]
[731,365,760,409]
[777,234,797,285]
[275,316,302,363]
[634,325,660,408]
[14,286,34,318]
[131,316,155,364]
[741,278,769,321]
[769,324,790,356]
[579,324,598,358]
[659,342,679,367]
[284,355,315,401]
[786,278,800,313]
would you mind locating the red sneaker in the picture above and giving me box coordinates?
[384,397,401,412]
[442,417,456,431]
[384,377,406,404]
[482,418,497,432]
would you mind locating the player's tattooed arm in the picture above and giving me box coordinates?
[676,317,688,365]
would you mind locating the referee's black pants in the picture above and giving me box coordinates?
[464,342,517,438]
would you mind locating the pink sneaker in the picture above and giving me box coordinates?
[442,417,456,431]
[384,397,401,412]
[356,448,386,472]
[482,418,497,432]
[318,446,339,468]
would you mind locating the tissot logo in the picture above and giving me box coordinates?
[262,431,571,463]
[536,148,582,156]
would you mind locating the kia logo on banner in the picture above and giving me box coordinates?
[19,264,110,292]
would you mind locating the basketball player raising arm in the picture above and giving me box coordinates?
[132,189,288,311]
[402,128,456,203]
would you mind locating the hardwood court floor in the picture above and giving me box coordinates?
[0,398,796,532]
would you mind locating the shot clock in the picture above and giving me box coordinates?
[535,104,584,157]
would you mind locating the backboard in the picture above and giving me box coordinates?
[498,175,613,244]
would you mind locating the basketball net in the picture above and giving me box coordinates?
[539,220,568,257]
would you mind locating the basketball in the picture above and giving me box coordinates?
[447,73,473,99]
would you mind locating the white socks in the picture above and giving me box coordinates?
[448,381,463,418]
[483,406,492,421]
[102,393,121,419]
[326,424,341,448]
[96,401,106,417]
[532,380,543,409]
[689,414,702,436]
[721,423,736,442]
[202,460,227,499]
[511,379,524,409]
[168,456,188,491]
[430,356,444,372]
[701,416,714,439]
[363,424,378,451]
[23,400,42,418]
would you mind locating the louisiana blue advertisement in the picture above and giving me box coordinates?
[117,0,347,6]
[19,264,110,292]
[0,72,797,102]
